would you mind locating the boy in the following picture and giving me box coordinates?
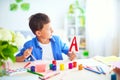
[16,13,76,62]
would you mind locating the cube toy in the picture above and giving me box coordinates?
[52,60,56,65]
[30,66,35,72]
[73,61,77,68]
[35,64,46,72]
[60,64,65,71]
[78,64,83,70]
[68,63,73,69]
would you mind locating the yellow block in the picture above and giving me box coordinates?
[60,64,64,71]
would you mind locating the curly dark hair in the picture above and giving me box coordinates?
[29,13,50,34]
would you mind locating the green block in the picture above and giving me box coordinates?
[83,50,89,57]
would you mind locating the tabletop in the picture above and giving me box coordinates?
[0,58,111,80]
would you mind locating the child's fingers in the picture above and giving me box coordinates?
[24,47,33,58]
[68,53,77,61]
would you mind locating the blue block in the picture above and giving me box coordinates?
[111,73,116,80]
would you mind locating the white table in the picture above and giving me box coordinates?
[0,58,111,80]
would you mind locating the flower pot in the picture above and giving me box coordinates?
[0,62,8,77]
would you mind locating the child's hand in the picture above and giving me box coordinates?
[67,51,77,61]
[23,47,33,59]
[113,67,120,76]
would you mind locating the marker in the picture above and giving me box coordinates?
[84,67,101,74]
[96,66,106,74]
[38,76,45,80]
[24,62,31,68]
[27,69,44,77]
[43,72,60,79]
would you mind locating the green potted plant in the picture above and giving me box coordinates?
[0,40,18,76]
[0,27,25,76]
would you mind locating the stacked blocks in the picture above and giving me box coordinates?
[49,60,57,71]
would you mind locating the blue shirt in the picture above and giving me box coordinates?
[16,35,69,61]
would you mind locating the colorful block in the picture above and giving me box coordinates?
[35,64,46,72]
[60,64,64,71]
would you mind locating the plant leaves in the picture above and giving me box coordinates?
[0,40,18,63]
[10,3,18,11]
[0,52,7,60]
[8,53,16,62]
[16,0,23,3]
[20,3,30,11]
[0,41,8,52]
[2,44,18,56]
[0,60,4,66]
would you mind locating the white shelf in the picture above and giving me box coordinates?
[64,14,86,49]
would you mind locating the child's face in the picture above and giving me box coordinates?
[37,23,53,39]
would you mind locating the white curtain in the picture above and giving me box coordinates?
[85,0,120,57]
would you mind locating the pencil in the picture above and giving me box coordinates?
[43,72,60,79]
[24,62,31,68]
[84,67,101,74]
[38,76,45,80]
[98,66,106,74]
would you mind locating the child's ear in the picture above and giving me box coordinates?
[35,31,41,36]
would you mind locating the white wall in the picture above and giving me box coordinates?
[0,0,75,31]
[117,0,120,56]
[85,0,120,57]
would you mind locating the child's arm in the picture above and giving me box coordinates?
[16,47,33,62]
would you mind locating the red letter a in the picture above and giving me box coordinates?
[69,36,79,52]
